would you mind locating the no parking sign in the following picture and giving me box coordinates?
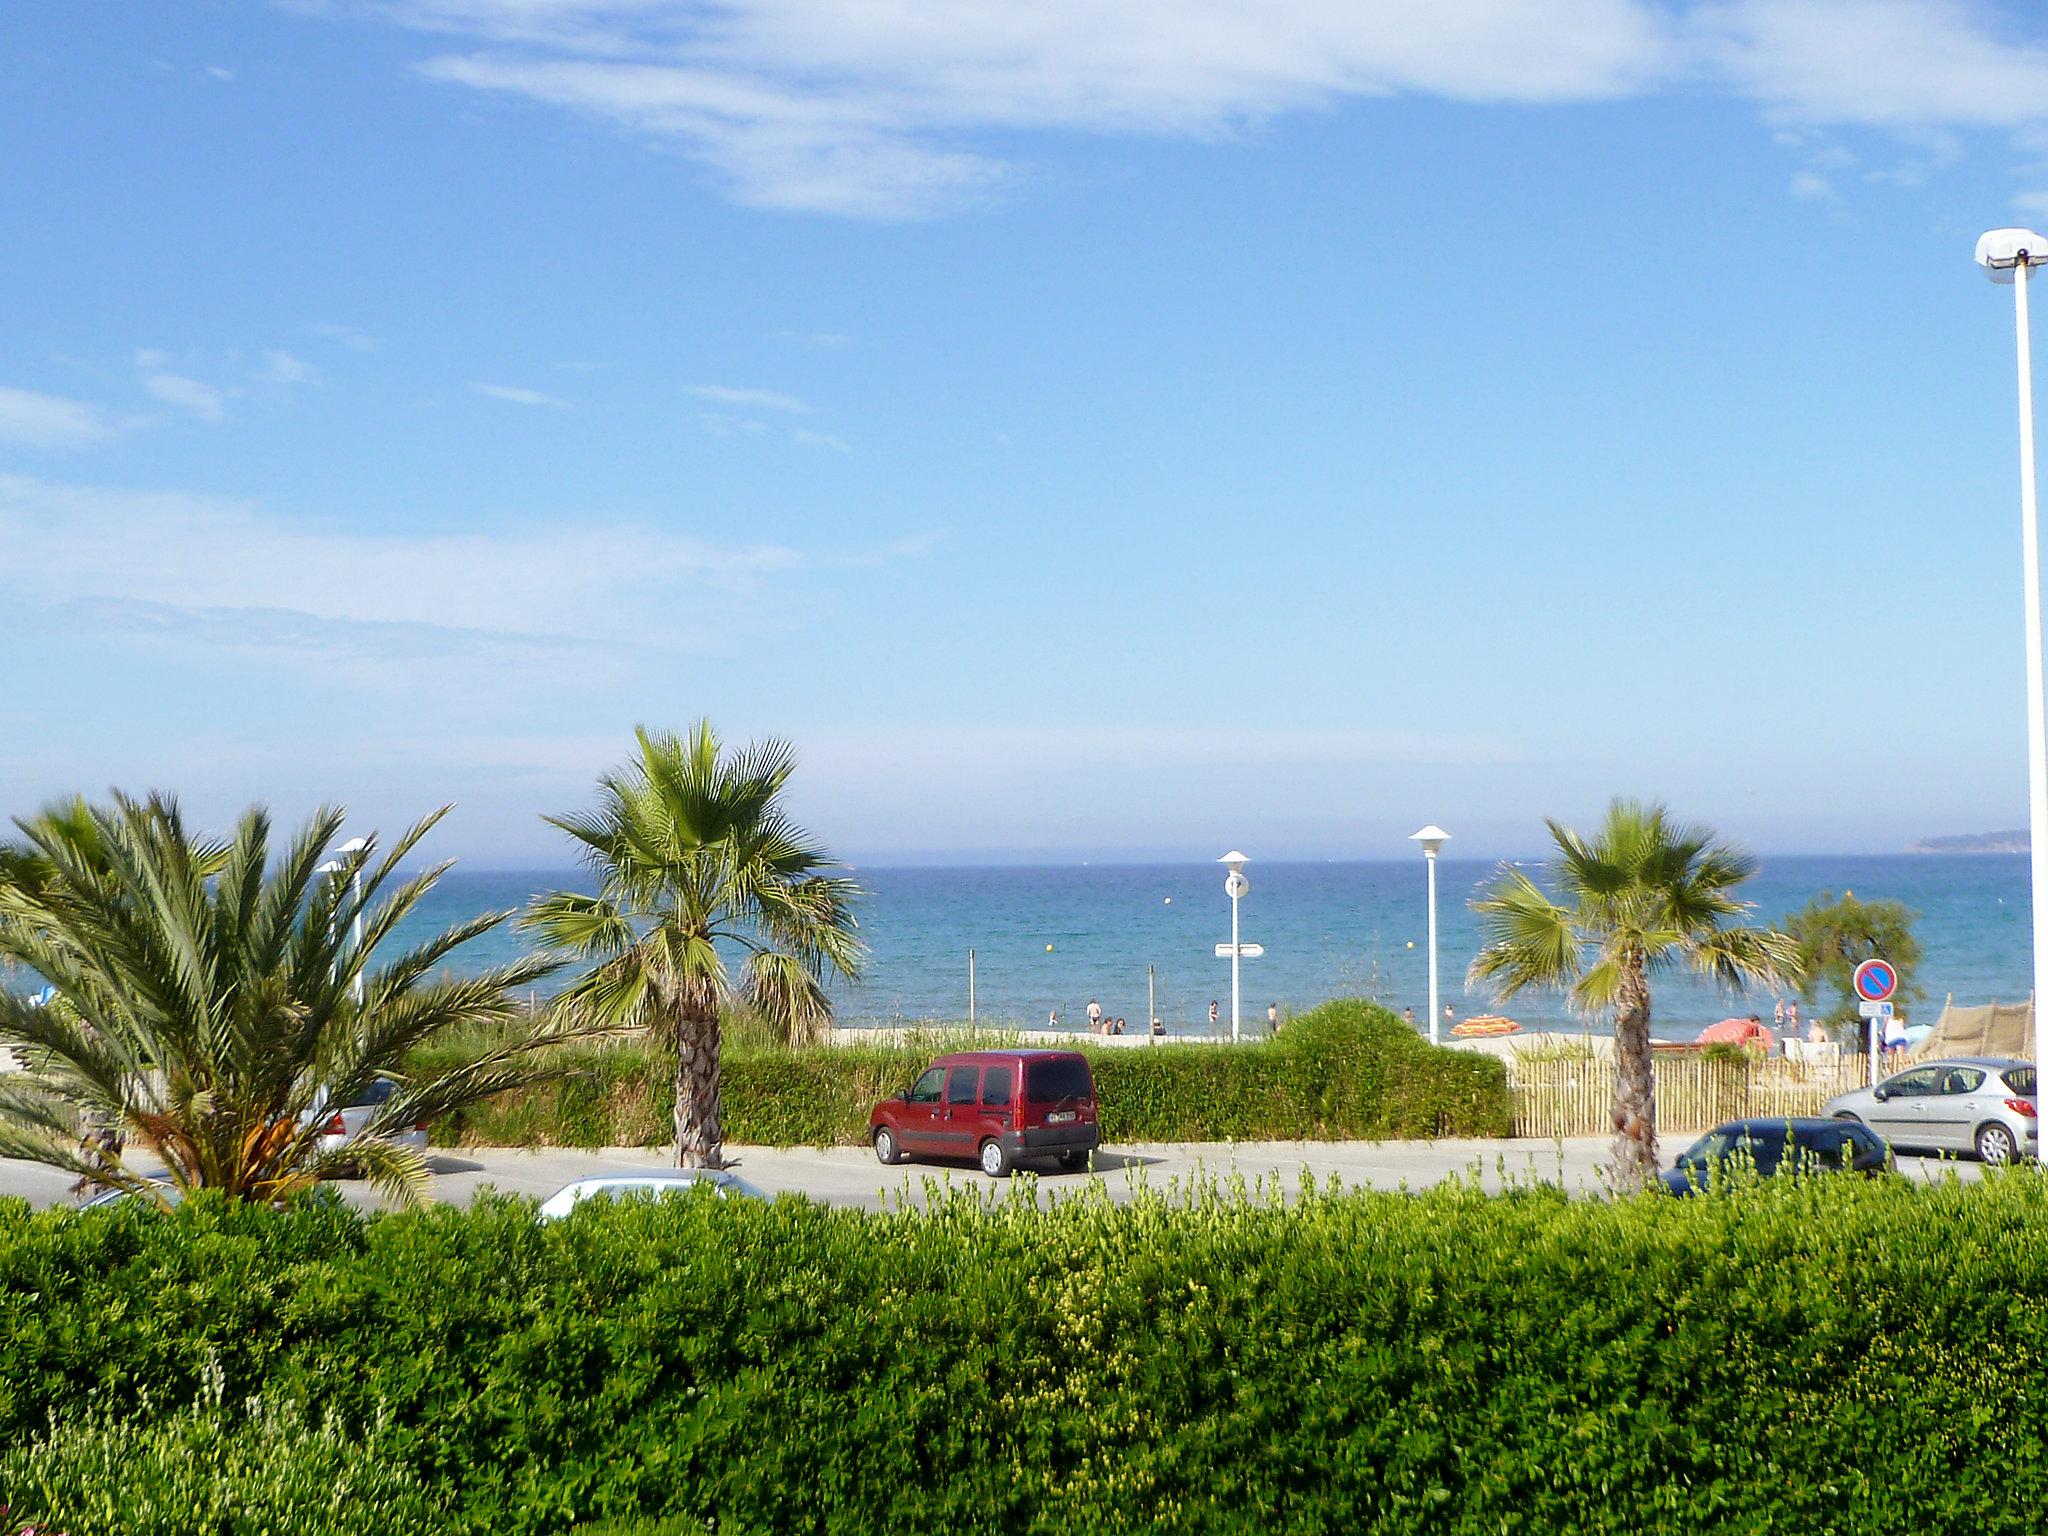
[1853,958,1898,1006]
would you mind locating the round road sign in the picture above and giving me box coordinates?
[1852,957,1898,1004]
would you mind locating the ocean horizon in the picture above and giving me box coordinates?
[383,853,2037,1039]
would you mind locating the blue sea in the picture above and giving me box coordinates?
[399,855,2035,1040]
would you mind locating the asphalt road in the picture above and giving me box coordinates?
[0,1138,1987,1214]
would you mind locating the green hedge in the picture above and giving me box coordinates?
[5,1174,2048,1534]
[412,1000,1510,1147]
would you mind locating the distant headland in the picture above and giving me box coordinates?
[1907,830,2031,854]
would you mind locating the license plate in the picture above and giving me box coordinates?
[1047,1110,1077,1124]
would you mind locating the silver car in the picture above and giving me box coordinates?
[305,1076,428,1159]
[1822,1056,2038,1164]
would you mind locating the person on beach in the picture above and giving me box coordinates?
[1086,998,1103,1033]
[1403,1007,1414,1026]
[1806,1011,1828,1046]
[1208,1000,1220,1027]
[1443,1003,1456,1031]
[1150,1016,1165,1037]
[1112,1016,1126,1036]
[1774,998,1786,1031]
[1047,1008,1059,1029]
[1267,1002,1279,1033]
[1787,1000,1800,1034]
[1883,1011,1908,1066]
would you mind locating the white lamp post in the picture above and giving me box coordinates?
[336,836,370,1005]
[1409,826,1450,1045]
[1977,228,2048,1147]
[1219,850,1250,1042]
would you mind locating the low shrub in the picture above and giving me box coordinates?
[411,999,1511,1147]
[3,1174,2048,1534]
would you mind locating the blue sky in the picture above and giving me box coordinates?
[4,0,2048,865]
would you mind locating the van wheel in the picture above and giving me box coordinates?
[1976,1122,2019,1165]
[873,1126,903,1166]
[979,1139,1011,1179]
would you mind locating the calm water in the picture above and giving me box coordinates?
[403,855,2034,1039]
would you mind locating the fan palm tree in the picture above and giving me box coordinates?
[524,722,862,1169]
[0,791,581,1208]
[1468,800,1799,1191]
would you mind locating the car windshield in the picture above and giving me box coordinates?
[2005,1067,2037,1097]
[346,1078,398,1109]
[1024,1057,1092,1104]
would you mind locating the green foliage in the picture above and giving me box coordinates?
[411,1000,1513,1148]
[1782,890,1925,1022]
[5,1176,2048,1534]
[0,792,576,1208]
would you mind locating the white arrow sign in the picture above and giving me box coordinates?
[1215,942,1265,959]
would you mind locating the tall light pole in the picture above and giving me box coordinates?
[1977,227,2048,1141]
[1409,826,1449,1045]
[1219,850,1250,1041]
[336,836,370,1005]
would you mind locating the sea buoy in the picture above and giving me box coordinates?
[1406,940,1415,949]
[1045,943,1054,952]
[1163,897,1172,905]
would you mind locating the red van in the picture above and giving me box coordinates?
[870,1049,1100,1178]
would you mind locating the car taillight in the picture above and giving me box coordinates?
[322,1114,346,1135]
[2006,1098,2037,1118]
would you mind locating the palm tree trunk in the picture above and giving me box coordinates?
[672,1010,725,1170]
[1610,954,1659,1192]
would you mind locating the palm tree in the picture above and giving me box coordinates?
[1468,800,1798,1191]
[523,722,863,1169]
[0,791,580,1208]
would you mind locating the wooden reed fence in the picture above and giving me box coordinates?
[1507,1052,1873,1138]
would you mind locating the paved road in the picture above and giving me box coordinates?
[0,1138,1985,1214]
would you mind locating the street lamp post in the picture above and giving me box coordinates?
[1219,851,1250,1042]
[336,837,370,1006]
[1409,826,1450,1045]
[1977,228,2048,1151]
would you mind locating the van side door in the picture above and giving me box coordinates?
[939,1065,983,1156]
[898,1067,947,1153]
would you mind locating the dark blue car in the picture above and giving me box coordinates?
[1661,1116,1892,1196]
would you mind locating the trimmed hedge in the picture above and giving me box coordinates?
[5,1174,2048,1534]
[414,999,1512,1148]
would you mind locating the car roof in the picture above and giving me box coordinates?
[1917,1056,2030,1070]
[568,1170,734,1186]
[1708,1117,1856,1135]
[930,1048,1087,1063]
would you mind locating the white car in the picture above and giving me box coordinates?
[306,1076,428,1158]
[536,1169,768,1220]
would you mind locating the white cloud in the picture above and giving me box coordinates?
[354,0,2048,217]
[142,372,228,422]
[395,0,1674,215]
[261,350,317,385]
[791,428,851,452]
[472,381,571,407]
[310,321,382,352]
[1788,169,1833,199]
[0,473,932,681]
[0,387,120,450]
[687,383,808,413]
[1695,0,2048,129]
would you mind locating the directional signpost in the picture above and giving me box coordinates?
[1218,852,1257,1041]
[1853,957,1899,1089]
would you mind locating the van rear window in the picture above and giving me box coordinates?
[1024,1057,1093,1104]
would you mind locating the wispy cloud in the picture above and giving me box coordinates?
[352,0,2048,217]
[0,473,934,684]
[0,386,121,450]
[687,383,808,414]
[142,371,228,423]
[472,381,571,408]
[1788,169,1833,199]
[791,428,851,453]
[310,321,382,352]
[261,350,317,385]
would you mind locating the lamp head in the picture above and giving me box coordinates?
[316,860,344,875]
[1217,849,1249,875]
[1409,824,1450,856]
[335,837,371,855]
[1976,228,2048,284]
